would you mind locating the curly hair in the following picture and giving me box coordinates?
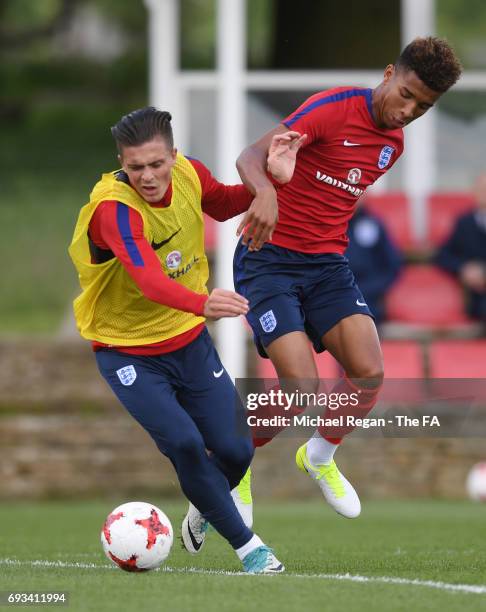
[396,36,462,93]
[111,107,173,152]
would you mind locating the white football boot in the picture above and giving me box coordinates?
[296,442,361,518]
[181,503,209,554]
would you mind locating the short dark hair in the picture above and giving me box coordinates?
[111,107,174,152]
[396,36,462,93]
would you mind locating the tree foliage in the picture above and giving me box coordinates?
[437,0,486,69]
[0,0,147,120]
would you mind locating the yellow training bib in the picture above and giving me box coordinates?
[68,153,208,345]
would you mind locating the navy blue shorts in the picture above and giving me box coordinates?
[233,240,373,358]
[95,327,250,456]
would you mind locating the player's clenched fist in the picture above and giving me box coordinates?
[203,288,249,320]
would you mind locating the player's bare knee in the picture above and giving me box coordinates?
[348,362,384,387]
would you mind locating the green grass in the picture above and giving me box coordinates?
[0,499,485,611]
[0,106,124,334]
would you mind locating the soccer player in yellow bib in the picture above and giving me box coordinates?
[69,107,285,574]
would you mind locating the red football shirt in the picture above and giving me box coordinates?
[272,87,404,254]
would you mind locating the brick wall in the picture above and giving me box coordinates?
[0,340,483,500]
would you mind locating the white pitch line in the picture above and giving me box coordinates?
[1,558,485,595]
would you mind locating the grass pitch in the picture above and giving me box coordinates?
[0,499,485,611]
[0,108,118,334]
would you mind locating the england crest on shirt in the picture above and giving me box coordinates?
[378,145,395,169]
[116,365,137,386]
[259,310,277,333]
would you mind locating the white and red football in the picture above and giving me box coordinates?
[101,501,173,572]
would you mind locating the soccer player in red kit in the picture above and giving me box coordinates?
[233,37,463,520]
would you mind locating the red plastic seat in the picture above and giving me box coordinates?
[364,192,414,251]
[381,341,424,378]
[315,351,340,378]
[429,340,486,378]
[379,341,427,403]
[385,264,469,326]
[426,192,474,248]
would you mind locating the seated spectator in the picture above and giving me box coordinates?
[346,202,402,324]
[435,173,486,320]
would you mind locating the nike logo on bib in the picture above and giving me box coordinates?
[356,299,367,306]
[213,368,224,378]
[151,228,181,250]
[344,140,361,147]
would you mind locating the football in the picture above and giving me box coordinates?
[101,501,173,572]
[466,462,486,501]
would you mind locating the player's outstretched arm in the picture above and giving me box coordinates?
[267,131,307,184]
[203,288,249,320]
[236,125,289,252]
